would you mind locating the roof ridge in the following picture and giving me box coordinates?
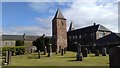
[53,8,66,20]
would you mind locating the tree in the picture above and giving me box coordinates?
[15,40,24,46]
[44,37,51,51]
[33,36,45,51]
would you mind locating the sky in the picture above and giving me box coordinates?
[2,0,119,36]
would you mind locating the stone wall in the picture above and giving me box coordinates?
[24,41,33,54]
[2,41,15,47]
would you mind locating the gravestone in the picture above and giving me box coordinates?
[5,51,8,64]
[44,46,47,55]
[109,46,120,68]
[61,49,64,56]
[64,48,67,54]
[95,49,99,56]
[82,48,88,57]
[8,50,11,64]
[4,50,11,64]
[38,50,41,58]
[48,44,52,57]
[76,44,83,61]
[102,47,107,56]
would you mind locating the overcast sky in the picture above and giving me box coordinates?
[2,0,119,36]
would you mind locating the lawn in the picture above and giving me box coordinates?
[4,51,109,67]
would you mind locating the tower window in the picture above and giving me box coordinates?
[61,20,64,25]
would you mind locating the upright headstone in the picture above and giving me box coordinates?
[95,49,99,56]
[82,48,88,57]
[8,50,11,64]
[5,51,8,64]
[109,46,120,68]
[64,48,67,54]
[59,46,61,53]
[38,50,41,58]
[48,44,52,57]
[44,46,47,55]
[76,44,83,61]
[102,47,107,56]
[61,49,64,56]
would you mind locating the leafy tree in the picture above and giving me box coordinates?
[44,37,51,52]
[33,36,45,51]
[15,40,24,46]
[45,37,51,47]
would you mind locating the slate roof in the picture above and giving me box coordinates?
[98,25,110,32]
[53,8,66,20]
[95,33,120,46]
[116,33,120,37]
[68,24,111,34]
[2,35,51,41]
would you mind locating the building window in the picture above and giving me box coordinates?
[69,36,71,41]
[99,32,105,38]
[61,20,64,25]
[11,42,13,45]
[5,42,7,45]
[91,33,93,36]
[75,35,77,39]
[73,36,75,39]
[79,35,81,39]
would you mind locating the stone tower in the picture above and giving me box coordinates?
[52,8,67,53]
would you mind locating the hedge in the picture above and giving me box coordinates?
[2,46,25,56]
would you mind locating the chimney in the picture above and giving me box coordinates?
[23,33,26,41]
[93,23,96,26]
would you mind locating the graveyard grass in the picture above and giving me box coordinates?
[7,51,109,66]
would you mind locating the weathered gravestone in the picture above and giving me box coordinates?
[44,46,47,55]
[102,47,107,56]
[64,48,67,54]
[95,49,99,56]
[82,48,88,57]
[109,46,120,68]
[61,49,64,56]
[76,44,83,61]
[38,50,41,58]
[5,51,8,64]
[48,44,52,57]
[5,50,11,64]
[8,51,11,64]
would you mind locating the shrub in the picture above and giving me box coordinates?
[2,46,16,56]
[16,46,25,55]
[15,40,24,46]
[2,46,25,56]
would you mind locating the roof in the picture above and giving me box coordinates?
[68,21,75,31]
[95,33,120,47]
[68,24,111,34]
[98,25,110,32]
[2,35,52,41]
[53,8,66,20]
[116,33,120,37]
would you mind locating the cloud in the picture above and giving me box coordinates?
[2,0,119,2]
[29,2,72,14]
[3,0,119,35]
[63,1,118,32]
[3,25,52,36]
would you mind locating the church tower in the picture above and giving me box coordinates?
[52,8,67,53]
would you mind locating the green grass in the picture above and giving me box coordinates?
[7,51,109,66]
